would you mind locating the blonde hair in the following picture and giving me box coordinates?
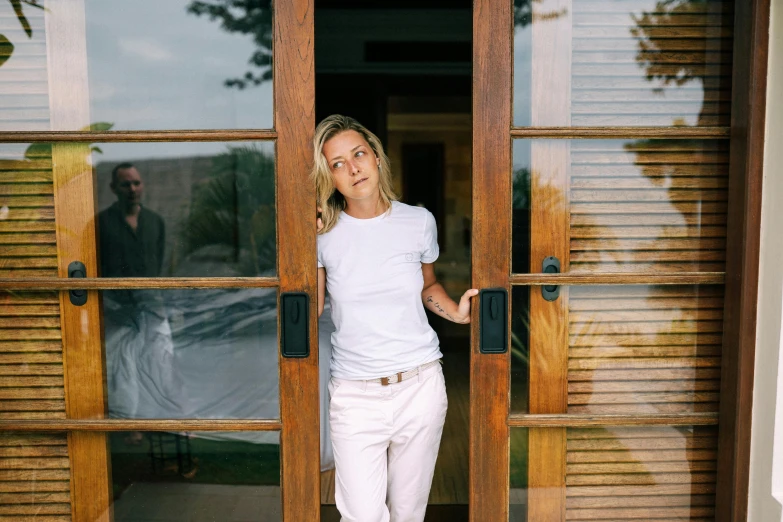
[311,114,398,234]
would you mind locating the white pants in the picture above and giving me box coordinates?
[328,362,448,522]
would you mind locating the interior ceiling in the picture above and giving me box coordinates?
[313,0,473,129]
[317,0,471,8]
[315,3,471,76]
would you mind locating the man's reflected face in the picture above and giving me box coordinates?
[112,167,144,207]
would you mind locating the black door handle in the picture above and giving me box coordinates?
[542,256,560,301]
[479,288,507,354]
[68,261,87,306]
[281,292,309,358]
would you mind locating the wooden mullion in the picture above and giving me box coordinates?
[0,273,725,290]
[0,420,282,432]
[274,0,318,521]
[509,272,725,286]
[0,277,279,290]
[0,130,277,143]
[508,413,719,428]
[471,0,512,520]
[715,0,771,520]
[510,127,730,139]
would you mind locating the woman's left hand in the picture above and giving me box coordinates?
[454,289,479,323]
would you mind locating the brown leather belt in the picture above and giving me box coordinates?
[368,359,441,386]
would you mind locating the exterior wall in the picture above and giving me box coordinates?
[749,2,783,520]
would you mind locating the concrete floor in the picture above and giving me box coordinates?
[112,482,281,522]
[111,482,526,521]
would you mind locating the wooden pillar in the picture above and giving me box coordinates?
[45,2,112,521]
[528,1,571,520]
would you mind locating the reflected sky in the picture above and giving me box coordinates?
[84,0,273,158]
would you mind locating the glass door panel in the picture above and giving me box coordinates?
[471,0,733,520]
[0,0,316,521]
[512,139,731,274]
[510,425,719,521]
[512,284,724,415]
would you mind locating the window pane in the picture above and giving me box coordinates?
[93,141,276,277]
[84,0,273,130]
[102,288,279,420]
[510,425,718,521]
[0,1,273,131]
[0,6,51,131]
[511,286,530,414]
[111,431,281,522]
[0,430,281,522]
[512,139,729,274]
[513,0,734,127]
[511,285,723,414]
[0,144,56,277]
[0,433,72,518]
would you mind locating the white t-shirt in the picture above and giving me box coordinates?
[317,201,442,379]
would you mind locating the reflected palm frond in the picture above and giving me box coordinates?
[0,0,44,67]
[180,145,275,275]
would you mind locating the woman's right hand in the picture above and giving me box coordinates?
[317,206,324,233]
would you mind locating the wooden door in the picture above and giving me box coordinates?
[469,0,765,521]
[0,0,317,520]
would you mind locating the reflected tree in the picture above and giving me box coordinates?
[514,0,567,27]
[186,0,273,89]
[606,0,730,416]
[0,0,44,67]
[631,0,730,127]
[627,0,730,232]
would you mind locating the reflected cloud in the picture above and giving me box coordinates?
[118,37,176,62]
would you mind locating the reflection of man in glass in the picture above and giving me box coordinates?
[98,163,165,281]
[99,163,186,422]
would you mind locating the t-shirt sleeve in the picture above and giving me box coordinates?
[317,238,324,268]
[421,210,439,263]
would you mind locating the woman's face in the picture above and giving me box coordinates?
[322,130,381,204]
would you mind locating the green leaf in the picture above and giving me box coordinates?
[10,0,32,37]
[80,122,114,132]
[24,143,52,161]
[0,34,13,67]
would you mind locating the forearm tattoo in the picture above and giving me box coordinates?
[426,296,455,321]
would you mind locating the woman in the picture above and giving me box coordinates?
[313,114,478,522]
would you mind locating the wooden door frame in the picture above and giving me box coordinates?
[715,0,771,519]
[469,1,772,521]
[275,0,319,518]
[470,0,513,520]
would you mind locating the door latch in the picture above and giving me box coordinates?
[68,261,88,306]
[479,288,507,354]
[542,256,560,302]
[281,292,309,358]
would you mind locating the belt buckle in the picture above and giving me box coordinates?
[380,371,404,386]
